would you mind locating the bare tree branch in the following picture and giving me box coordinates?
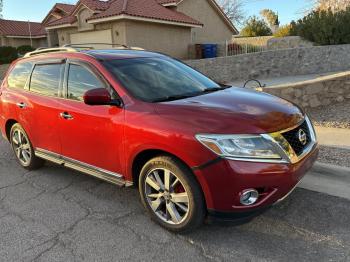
[216,0,246,26]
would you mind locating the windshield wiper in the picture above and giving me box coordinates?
[151,86,232,103]
[152,92,201,103]
[201,86,231,94]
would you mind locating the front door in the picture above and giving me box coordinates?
[58,60,124,175]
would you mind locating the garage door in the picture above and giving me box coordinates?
[70,29,113,49]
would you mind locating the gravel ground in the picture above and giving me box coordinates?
[307,100,350,129]
[306,100,350,168]
[318,146,350,168]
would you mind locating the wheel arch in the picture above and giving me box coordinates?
[131,148,208,210]
[5,119,18,140]
[131,149,180,186]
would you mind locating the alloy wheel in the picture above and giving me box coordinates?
[144,168,190,225]
[12,129,32,166]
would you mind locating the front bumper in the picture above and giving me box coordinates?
[193,144,319,215]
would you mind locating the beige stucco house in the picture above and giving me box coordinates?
[0,19,47,48]
[44,0,238,59]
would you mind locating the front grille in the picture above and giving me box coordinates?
[282,121,311,156]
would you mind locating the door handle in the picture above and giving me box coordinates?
[16,102,27,109]
[60,112,74,120]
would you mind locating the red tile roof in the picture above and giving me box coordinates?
[0,19,46,37]
[46,15,77,27]
[156,0,181,4]
[89,0,202,26]
[56,3,76,14]
[42,3,76,26]
[46,0,203,28]
[74,0,111,12]
[46,0,114,27]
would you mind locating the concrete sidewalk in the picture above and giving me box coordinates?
[315,126,350,149]
[229,71,344,88]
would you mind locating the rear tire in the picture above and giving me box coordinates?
[139,156,206,233]
[10,123,45,170]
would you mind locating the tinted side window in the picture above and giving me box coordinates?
[67,64,104,101]
[7,62,33,89]
[30,64,64,97]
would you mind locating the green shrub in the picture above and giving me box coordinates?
[291,7,350,45]
[273,24,293,37]
[241,16,272,37]
[17,45,35,55]
[0,46,18,64]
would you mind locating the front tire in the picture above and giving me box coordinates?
[10,123,45,170]
[139,156,206,233]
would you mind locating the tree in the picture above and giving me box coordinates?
[216,0,246,26]
[260,9,280,28]
[309,0,350,12]
[273,24,292,37]
[291,7,350,45]
[240,16,272,37]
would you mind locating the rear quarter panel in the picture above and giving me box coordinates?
[0,62,18,140]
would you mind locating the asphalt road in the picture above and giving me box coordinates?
[0,137,349,262]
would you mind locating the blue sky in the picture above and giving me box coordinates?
[2,0,76,22]
[3,0,309,25]
[243,0,310,25]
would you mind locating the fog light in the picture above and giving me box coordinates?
[240,189,259,206]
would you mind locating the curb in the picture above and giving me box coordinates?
[312,162,350,178]
[299,162,350,200]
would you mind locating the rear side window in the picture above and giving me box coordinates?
[67,64,105,101]
[30,64,64,97]
[7,62,33,89]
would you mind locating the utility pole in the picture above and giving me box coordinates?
[28,20,33,47]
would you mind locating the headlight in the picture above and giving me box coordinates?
[195,134,283,161]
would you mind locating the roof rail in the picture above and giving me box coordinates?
[23,47,80,58]
[23,43,145,58]
[63,43,129,49]
[63,43,144,50]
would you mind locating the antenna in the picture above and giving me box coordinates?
[0,0,3,19]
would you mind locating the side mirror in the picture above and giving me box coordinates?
[83,88,121,106]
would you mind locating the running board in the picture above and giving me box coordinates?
[35,149,132,187]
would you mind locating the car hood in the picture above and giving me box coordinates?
[154,87,304,134]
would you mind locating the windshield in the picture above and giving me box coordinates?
[103,57,221,102]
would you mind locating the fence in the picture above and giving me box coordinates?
[225,41,267,56]
[190,36,314,59]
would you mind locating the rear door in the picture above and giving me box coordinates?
[57,60,124,174]
[19,59,65,154]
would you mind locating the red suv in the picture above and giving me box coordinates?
[0,47,318,232]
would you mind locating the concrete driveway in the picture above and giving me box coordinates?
[0,137,349,262]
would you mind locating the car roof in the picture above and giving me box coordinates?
[15,48,169,65]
